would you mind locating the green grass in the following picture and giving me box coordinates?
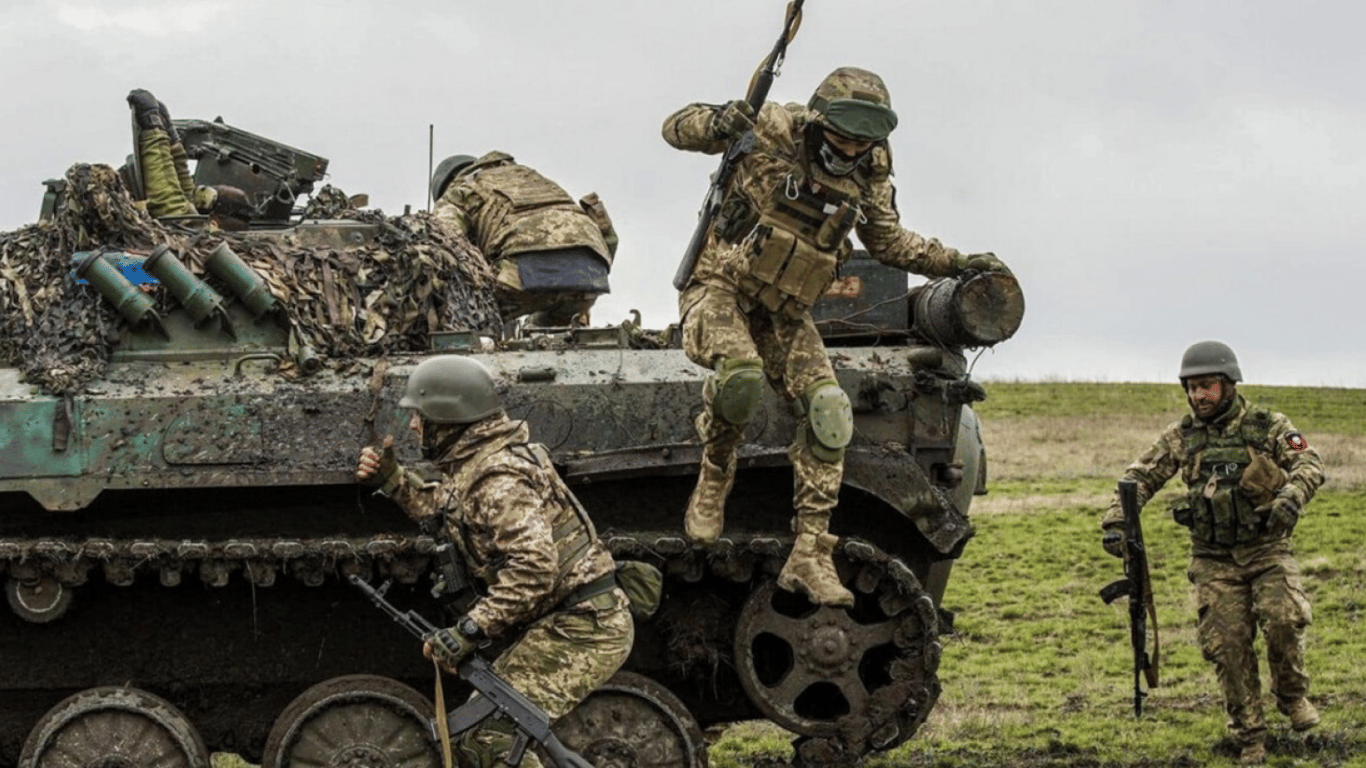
[712,382,1366,767]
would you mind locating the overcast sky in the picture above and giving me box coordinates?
[3,1,1363,387]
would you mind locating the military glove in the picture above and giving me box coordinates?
[424,617,481,673]
[953,252,1012,276]
[1259,493,1301,538]
[356,435,401,494]
[711,99,756,142]
[1102,529,1124,558]
[127,89,165,131]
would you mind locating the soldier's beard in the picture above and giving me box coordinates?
[1188,381,1237,421]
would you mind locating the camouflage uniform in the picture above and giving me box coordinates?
[433,152,617,326]
[1102,394,1324,751]
[387,414,633,768]
[662,67,996,605]
[126,90,218,220]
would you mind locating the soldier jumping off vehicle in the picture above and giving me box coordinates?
[1101,341,1324,765]
[356,355,632,768]
[663,66,1012,607]
[431,152,618,329]
[124,89,249,227]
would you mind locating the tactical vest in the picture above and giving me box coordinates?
[460,155,612,266]
[1180,408,1276,546]
[444,432,599,586]
[723,171,860,319]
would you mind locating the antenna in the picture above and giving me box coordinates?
[427,124,434,212]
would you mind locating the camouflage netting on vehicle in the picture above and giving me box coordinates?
[0,165,501,394]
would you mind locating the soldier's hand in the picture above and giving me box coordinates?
[1260,494,1301,538]
[1102,529,1125,558]
[955,252,1012,276]
[424,626,477,674]
[356,435,399,491]
[711,99,756,141]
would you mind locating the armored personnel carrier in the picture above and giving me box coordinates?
[0,121,1024,768]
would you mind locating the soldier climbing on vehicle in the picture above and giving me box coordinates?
[356,355,633,768]
[431,152,618,329]
[663,63,1012,607]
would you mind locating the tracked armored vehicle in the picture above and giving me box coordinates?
[0,122,1024,768]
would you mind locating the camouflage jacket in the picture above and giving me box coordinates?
[433,151,613,267]
[1102,395,1325,555]
[662,101,967,294]
[389,413,616,638]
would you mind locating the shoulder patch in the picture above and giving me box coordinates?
[1285,432,1309,452]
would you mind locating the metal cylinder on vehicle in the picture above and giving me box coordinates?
[910,271,1025,348]
[74,251,158,327]
[143,244,225,325]
[204,242,277,318]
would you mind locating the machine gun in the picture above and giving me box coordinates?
[671,0,805,290]
[172,117,329,225]
[1099,478,1161,716]
[348,575,594,768]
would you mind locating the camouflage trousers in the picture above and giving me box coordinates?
[1188,540,1313,747]
[457,589,633,768]
[679,283,842,517]
[494,257,602,327]
[136,129,196,218]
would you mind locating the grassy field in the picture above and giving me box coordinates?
[712,382,1366,768]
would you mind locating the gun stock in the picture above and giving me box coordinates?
[1100,478,1160,717]
[671,0,804,291]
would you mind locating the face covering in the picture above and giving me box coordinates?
[817,137,868,176]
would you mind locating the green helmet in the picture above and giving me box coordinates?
[400,355,501,424]
[1179,340,1243,383]
[430,154,477,202]
[808,67,899,142]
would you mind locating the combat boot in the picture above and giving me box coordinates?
[127,89,165,130]
[1279,697,1320,731]
[684,451,736,545]
[778,514,854,607]
[1237,742,1266,765]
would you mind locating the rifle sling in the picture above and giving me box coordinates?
[556,571,618,611]
[1142,562,1161,688]
[433,658,454,768]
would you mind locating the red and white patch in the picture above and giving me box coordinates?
[1285,432,1309,452]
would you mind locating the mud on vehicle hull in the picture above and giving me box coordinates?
[1,238,1022,767]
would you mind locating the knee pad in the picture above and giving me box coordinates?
[710,357,765,426]
[802,379,853,463]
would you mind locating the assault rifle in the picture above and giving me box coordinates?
[1099,478,1161,716]
[172,117,329,225]
[671,0,805,290]
[348,575,595,768]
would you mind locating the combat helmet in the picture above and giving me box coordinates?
[430,154,478,203]
[400,355,502,424]
[1179,340,1243,383]
[808,67,899,142]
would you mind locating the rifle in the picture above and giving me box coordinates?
[670,0,805,290]
[1099,478,1161,716]
[172,117,329,225]
[348,574,595,768]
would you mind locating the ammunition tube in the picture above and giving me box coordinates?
[143,244,225,325]
[911,272,1025,349]
[74,251,158,326]
[204,242,277,318]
